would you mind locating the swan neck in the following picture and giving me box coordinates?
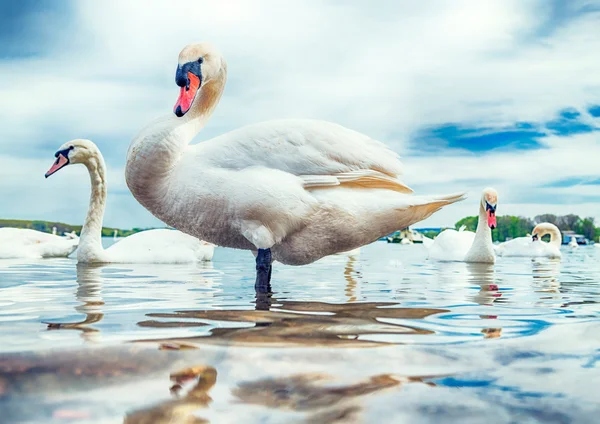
[546,227,562,247]
[186,67,227,128]
[126,64,227,204]
[475,204,492,238]
[464,203,495,262]
[78,154,107,261]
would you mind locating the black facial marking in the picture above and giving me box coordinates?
[485,201,497,214]
[175,60,202,89]
[54,146,73,159]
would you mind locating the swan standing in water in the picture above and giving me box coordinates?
[0,227,79,259]
[424,188,498,263]
[45,139,214,263]
[125,42,465,291]
[496,223,562,259]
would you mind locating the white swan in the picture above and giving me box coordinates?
[568,235,578,248]
[0,227,79,259]
[125,42,465,290]
[45,139,214,263]
[425,188,498,263]
[496,223,562,259]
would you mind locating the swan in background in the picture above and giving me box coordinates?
[125,42,465,291]
[496,223,562,259]
[0,227,79,259]
[45,139,214,263]
[568,235,578,248]
[424,188,498,263]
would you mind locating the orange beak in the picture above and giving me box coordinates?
[487,209,496,229]
[45,154,69,178]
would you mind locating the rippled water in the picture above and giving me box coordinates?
[1,240,599,423]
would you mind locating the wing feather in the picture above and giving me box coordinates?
[301,170,413,193]
[196,119,405,182]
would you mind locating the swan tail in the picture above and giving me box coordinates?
[395,192,467,230]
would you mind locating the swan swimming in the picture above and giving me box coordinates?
[424,188,498,263]
[0,227,79,259]
[568,235,578,248]
[496,222,562,259]
[45,139,214,263]
[125,42,465,290]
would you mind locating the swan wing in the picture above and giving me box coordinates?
[195,119,412,193]
[0,228,78,258]
[106,229,213,263]
[427,229,476,261]
[422,235,434,248]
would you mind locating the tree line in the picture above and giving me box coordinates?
[453,214,598,242]
[0,219,147,238]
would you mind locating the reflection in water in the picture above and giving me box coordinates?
[124,361,437,424]
[344,256,360,302]
[532,259,562,307]
[45,264,105,342]
[233,372,434,423]
[125,365,216,424]
[138,300,449,348]
[432,262,500,306]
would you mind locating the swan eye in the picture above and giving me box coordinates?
[69,146,74,150]
[198,57,203,64]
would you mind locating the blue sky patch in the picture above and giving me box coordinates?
[0,1,72,58]
[412,123,546,154]
[588,105,600,117]
[545,107,596,135]
[543,177,600,188]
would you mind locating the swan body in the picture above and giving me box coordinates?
[0,228,79,259]
[425,188,498,263]
[125,43,465,269]
[496,223,562,259]
[45,139,214,264]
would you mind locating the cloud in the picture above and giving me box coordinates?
[1,0,600,229]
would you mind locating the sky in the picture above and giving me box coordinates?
[1,0,599,229]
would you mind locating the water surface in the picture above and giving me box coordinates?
[1,241,599,423]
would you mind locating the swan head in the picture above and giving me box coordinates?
[45,139,99,177]
[174,42,224,118]
[481,187,498,230]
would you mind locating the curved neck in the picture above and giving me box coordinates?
[545,227,562,247]
[464,203,495,262]
[126,67,227,205]
[77,154,107,261]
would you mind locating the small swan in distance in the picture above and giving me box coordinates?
[568,234,578,249]
[496,223,562,259]
[424,188,498,263]
[0,227,79,259]
[45,139,214,263]
[125,42,466,291]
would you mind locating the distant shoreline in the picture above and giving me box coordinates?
[0,219,155,238]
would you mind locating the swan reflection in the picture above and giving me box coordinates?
[45,264,105,342]
[136,300,448,349]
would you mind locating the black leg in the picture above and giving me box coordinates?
[255,248,272,293]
